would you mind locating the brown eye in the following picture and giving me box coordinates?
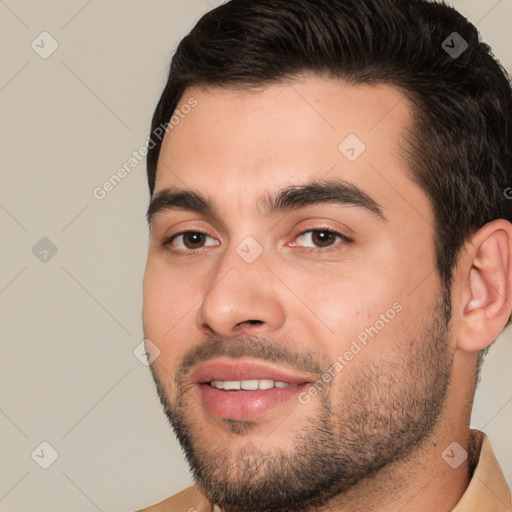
[166,231,219,252]
[294,229,348,249]
[182,232,207,249]
[310,230,337,247]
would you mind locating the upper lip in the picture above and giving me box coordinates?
[190,357,315,384]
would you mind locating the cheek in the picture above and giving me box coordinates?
[143,256,195,336]
[281,251,424,364]
[143,260,169,331]
[312,290,399,360]
[293,266,401,333]
[143,255,218,367]
[142,260,191,378]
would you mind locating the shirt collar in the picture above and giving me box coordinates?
[451,429,511,511]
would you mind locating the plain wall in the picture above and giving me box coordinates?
[0,1,511,510]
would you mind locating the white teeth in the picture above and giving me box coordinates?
[210,379,292,390]
[258,379,274,390]
[223,381,241,390]
[240,379,259,391]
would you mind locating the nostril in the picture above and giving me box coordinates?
[238,320,263,327]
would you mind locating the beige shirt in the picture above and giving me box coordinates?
[137,430,511,512]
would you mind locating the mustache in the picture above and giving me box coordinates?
[176,335,326,380]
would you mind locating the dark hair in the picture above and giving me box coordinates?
[147,0,512,347]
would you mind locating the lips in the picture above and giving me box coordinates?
[190,357,315,421]
[190,357,314,385]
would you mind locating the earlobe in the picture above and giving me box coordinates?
[455,220,512,353]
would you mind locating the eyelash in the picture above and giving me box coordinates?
[161,228,352,256]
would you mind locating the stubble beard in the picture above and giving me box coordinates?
[149,290,454,512]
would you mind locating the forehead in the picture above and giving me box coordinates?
[154,76,430,225]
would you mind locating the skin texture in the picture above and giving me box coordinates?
[142,76,512,511]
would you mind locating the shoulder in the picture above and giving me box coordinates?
[135,485,213,512]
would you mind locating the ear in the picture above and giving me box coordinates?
[452,219,512,352]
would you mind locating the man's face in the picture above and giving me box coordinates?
[142,76,455,512]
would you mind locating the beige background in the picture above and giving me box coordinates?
[0,1,511,511]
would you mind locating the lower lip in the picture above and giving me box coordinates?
[197,383,309,421]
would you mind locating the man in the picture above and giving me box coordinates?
[138,0,512,510]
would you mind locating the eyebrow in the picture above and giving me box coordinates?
[146,179,385,227]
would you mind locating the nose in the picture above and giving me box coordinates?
[195,250,286,338]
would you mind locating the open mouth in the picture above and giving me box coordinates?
[191,357,315,420]
[208,379,298,391]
